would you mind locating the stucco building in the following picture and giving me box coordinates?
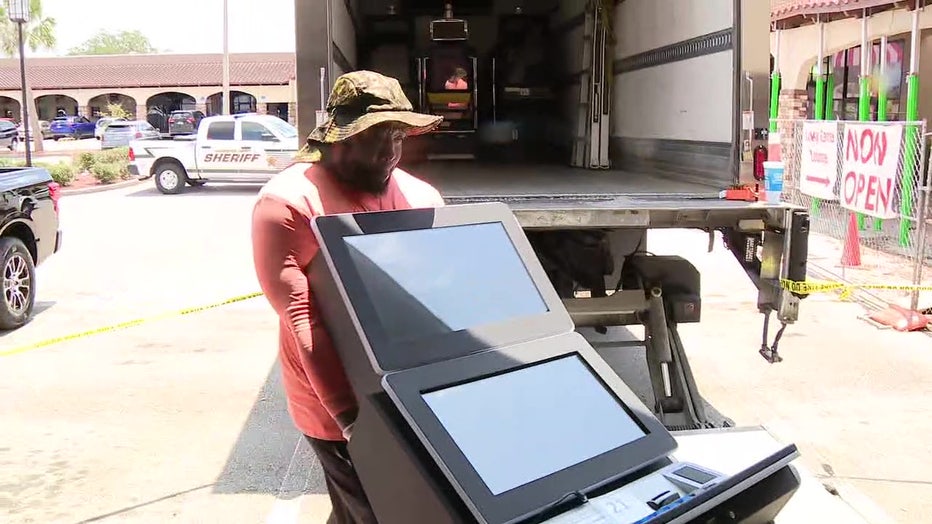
[0,52,297,124]
[772,0,932,123]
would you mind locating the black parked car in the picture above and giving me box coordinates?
[0,166,62,329]
[168,110,206,136]
[0,120,19,150]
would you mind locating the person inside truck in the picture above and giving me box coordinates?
[251,70,444,524]
[444,66,468,90]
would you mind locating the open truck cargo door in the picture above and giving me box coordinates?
[294,0,360,136]
[611,0,769,187]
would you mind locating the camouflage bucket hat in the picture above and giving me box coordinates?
[307,70,443,144]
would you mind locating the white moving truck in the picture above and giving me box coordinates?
[292,0,805,433]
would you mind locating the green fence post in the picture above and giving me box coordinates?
[770,72,781,133]
[899,10,921,247]
[875,36,889,232]
[901,73,920,247]
[856,74,872,230]
[812,20,826,216]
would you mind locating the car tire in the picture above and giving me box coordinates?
[0,236,36,330]
[154,161,187,195]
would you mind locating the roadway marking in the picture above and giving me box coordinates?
[265,436,324,524]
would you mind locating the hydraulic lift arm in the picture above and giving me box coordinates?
[530,206,810,431]
[720,209,810,363]
[557,250,712,431]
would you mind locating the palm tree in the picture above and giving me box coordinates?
[0,0,56,154]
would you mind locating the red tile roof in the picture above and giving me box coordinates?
[772,0,907,24]
[0,52,295,91]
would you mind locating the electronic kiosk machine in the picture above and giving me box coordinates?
[309,203,801,524]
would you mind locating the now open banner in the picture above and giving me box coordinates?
[799,122,839,200]
[840,123,904,219]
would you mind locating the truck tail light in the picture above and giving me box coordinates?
[128,147,135,161]
[48,182,61,214]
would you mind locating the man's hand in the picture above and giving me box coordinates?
[341,421,355,441]
[335,405,359,441]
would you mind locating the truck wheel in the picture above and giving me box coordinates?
[154,162,187,195]
[0,237,36,330]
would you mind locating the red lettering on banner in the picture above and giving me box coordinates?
[842,171,857,204]
[841,171,894,213]
[846,127,888,165]
[840,123,902,218]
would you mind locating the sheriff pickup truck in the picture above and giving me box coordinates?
[128,114,300,194]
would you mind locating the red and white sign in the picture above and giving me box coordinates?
[799,122,839,200]
[840,123,903,219]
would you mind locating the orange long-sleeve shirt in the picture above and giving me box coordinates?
[251,162,445,440]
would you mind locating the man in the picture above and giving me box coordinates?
[251,71,444,524]
[444,66,468,90]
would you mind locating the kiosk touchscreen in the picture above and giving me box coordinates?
[309,202,574,394]
[382,335,677,524]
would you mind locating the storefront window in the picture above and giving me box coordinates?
[814,39,906,120]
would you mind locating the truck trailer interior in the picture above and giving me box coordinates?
[295,0,771,199]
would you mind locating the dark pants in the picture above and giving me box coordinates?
[305,436,378,524]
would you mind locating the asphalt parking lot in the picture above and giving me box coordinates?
[1,179,929,523]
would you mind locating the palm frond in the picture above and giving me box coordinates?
[29,0,44,19]
[26,17,56,51]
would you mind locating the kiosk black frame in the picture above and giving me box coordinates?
[382,333,677,524]
[310,202,573,376]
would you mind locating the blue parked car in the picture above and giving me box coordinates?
[49,115,95,140]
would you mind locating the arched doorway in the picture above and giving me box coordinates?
[35,94,79,120]
[0,96,21,122]
[146,92,196,134]
[88,93,137,120]
[206,91,257,115]
[146,92,196,113]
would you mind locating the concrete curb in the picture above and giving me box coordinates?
[62,177,143,196]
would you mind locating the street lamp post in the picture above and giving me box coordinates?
[7,0,30,167]
[222,0,230,115]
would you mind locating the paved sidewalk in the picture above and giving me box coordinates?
[649,229,932,523]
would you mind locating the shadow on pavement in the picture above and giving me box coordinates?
[124,184,263,198]
[213,359,328,497]
[0,301,56,339]
[73,483,216,523]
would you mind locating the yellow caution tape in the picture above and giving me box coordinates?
[780,279,932,300]
[5,279,930,357]
[0,292,264,358]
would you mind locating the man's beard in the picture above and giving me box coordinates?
[341,163,392,195]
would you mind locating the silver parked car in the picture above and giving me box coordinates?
[95,117,126,140]
[17,120,52,141]
[101,120,160,149]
